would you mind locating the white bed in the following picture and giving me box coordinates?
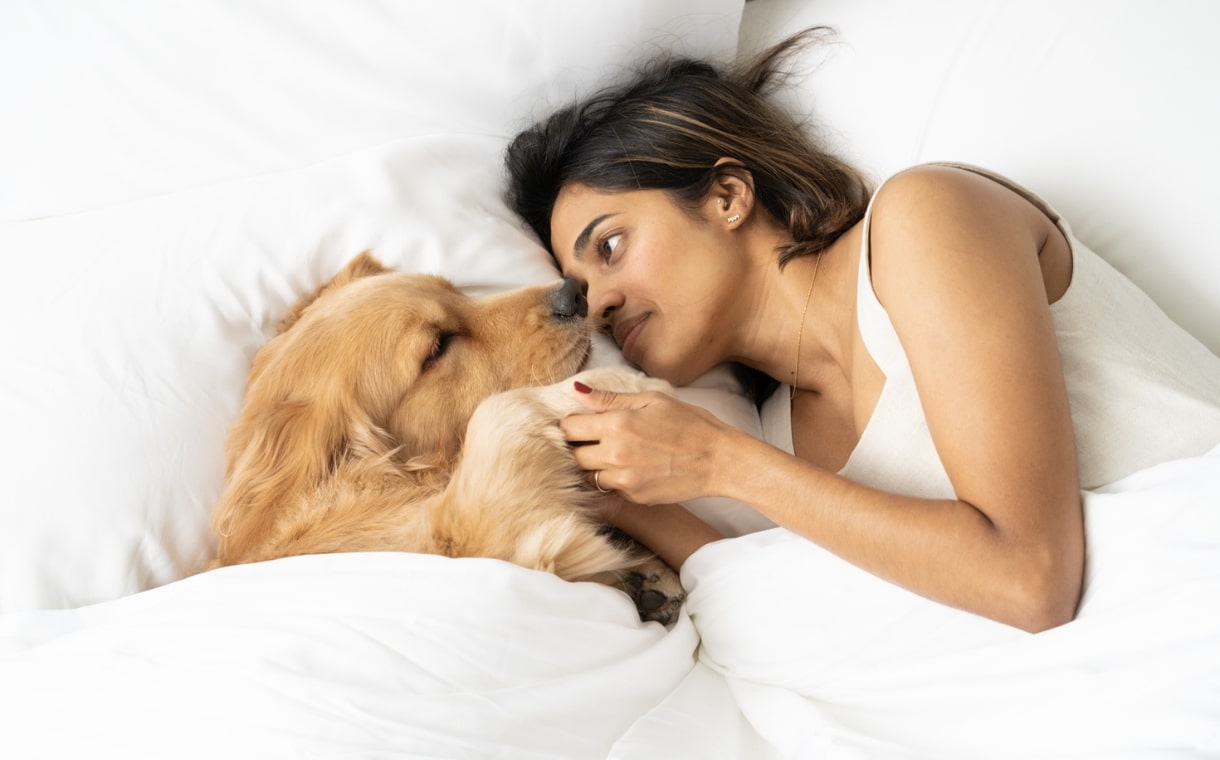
[2,1,1218,757]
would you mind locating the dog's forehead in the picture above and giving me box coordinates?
[359,271,459,297]
[345,272,468,313]
[278,274,465,349]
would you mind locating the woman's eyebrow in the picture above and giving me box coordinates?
[572,214,614,260]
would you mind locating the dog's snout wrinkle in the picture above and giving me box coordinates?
[551,277,588,321]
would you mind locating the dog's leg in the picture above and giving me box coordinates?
[525,370,688,626]
[437,393,641,583]
[446,368,688,626]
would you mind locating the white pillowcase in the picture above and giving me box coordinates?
[0,1,753,612]
[740,0,1220,356]
[1,0,743,221]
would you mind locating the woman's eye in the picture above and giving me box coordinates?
[423,331,458,370]
[598,233,621,262]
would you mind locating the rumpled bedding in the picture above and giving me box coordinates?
[626,444,1220,759]
[3,446,1217,759]
[0,554,698,759]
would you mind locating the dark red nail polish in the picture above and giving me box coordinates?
[574,381,592,394]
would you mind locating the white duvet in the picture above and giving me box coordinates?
[645,444,1220,759]
[3,446,1217,759]
[0,553,699,759]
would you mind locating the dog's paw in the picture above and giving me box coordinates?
[622,556,686,628]
[570,367,672,396]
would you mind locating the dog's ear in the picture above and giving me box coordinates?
[277,251,391,334]
[212,396,358,565]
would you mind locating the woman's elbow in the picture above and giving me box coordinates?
[1011,582,1079,634]
[1006,545,1084,633]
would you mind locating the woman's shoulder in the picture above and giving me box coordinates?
[869,163,1058,232]
[869,165,1021,258]
[871,164,1016,220]
[872,163,1074,306]
[866,164,1056,300]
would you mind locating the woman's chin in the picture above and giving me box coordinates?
[639,357,706,387]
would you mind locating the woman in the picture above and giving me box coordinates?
[504,30,1220,632]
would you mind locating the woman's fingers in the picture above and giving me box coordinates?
[561,383,651,442]
[562,381,725,504]
[572,381,649,412]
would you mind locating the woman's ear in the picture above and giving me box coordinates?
[708,157,756,228]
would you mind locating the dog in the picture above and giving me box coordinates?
[211,251,684,624]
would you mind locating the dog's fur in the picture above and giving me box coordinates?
[211,252,683,622]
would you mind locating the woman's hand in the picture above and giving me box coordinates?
[560,381,736,506]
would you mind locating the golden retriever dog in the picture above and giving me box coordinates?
[211,252,684,624]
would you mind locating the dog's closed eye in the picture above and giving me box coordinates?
[423,330,461,371]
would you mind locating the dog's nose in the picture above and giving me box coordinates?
[550,277,588,320]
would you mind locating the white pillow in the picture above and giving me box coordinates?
[0,0,742,221]
[740,0,1220,356]
[0,1,748,612]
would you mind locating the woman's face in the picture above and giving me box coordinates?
[550,183,742,385]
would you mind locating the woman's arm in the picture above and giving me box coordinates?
[859,165,1083,630]
[601,497,724,573]
[564,167,1084,632]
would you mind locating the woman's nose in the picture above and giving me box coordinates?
[584,279,620,330]
[550,276,588,321]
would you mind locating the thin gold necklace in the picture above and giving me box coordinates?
[790,253,823,400]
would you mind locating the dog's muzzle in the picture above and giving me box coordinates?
[551,277,587,321]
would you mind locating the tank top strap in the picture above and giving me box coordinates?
[853,177,907,377]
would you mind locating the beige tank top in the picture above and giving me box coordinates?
[760,164,1220,495]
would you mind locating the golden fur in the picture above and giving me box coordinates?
[211,252,676,600]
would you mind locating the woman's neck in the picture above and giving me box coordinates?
[729,221,861,394]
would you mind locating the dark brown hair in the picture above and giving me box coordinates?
[504,28,871,403]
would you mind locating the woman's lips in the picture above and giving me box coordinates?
[615,313,649,363]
